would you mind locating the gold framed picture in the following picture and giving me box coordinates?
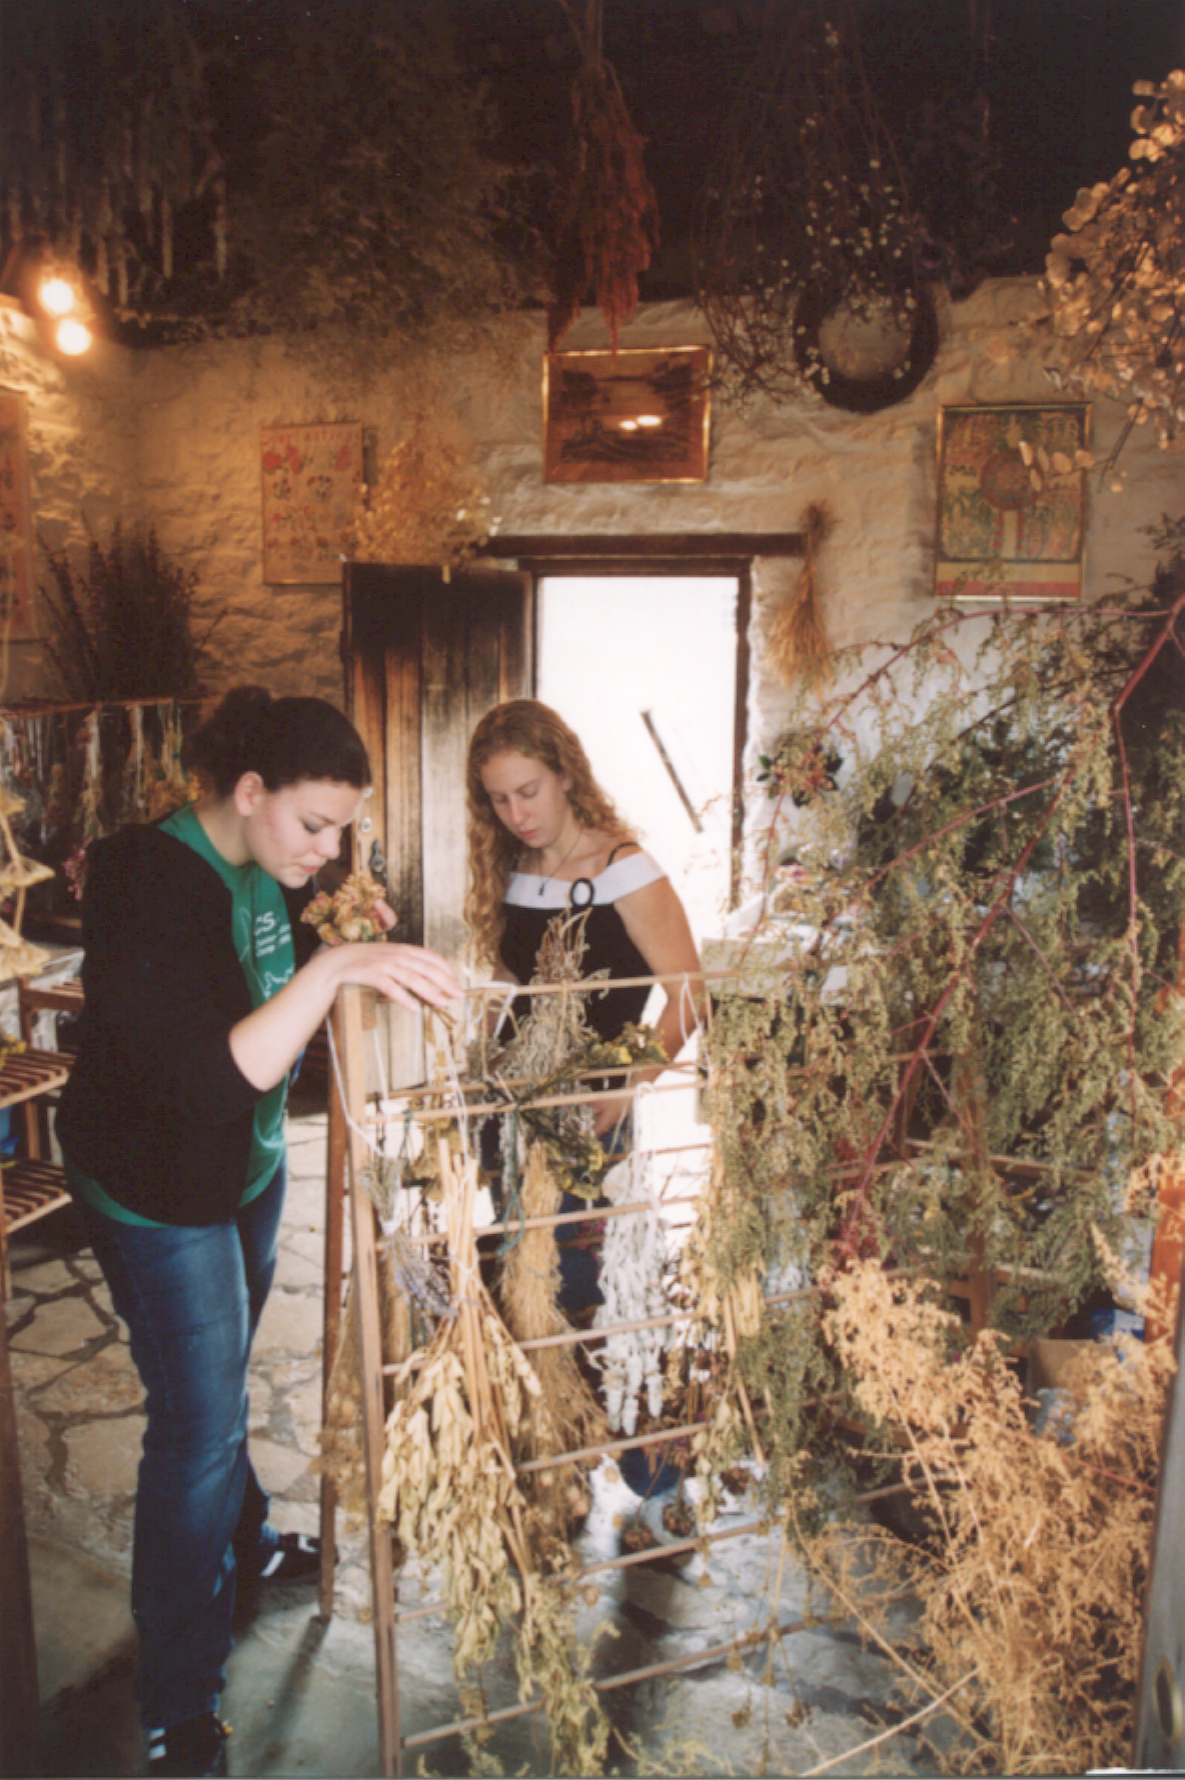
[0,388,36,637]
[935,403,1091,603]
[261,422,363,584]
[543,346,712,485]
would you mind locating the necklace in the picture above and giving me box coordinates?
[535,829,585,896]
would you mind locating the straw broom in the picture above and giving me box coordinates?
[770,500,837,691]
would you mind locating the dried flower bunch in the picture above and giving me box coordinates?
[816,1259,1171,1774]
[375,1140,611,1775]
[300,870,388,945]
[500,1142,606,1541]
[39,522,221,704]
[547,0,660,351]
[695,525,1185,1546]
[768,500,837,688]
[695,7,920,401]
[1043,70,1185,455]
[351,414,494,579]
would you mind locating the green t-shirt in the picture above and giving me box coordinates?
[73,806,297,1226]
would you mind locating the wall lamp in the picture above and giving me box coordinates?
[0,242,96,356]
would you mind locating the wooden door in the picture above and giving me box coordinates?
[342,563,533,961]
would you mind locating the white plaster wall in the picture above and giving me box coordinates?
[0,307,137,699]
[5,280,1183,875]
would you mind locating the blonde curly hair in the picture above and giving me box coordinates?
[465,699,634,968]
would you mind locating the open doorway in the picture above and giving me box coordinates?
[536,572,741,1184]
[536,573,739,944]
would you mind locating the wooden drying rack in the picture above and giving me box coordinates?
[315,972,1030,1774]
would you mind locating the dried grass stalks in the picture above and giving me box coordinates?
[817,1261,1173,1775]
[501,1143,607,1536]
[318,1255,411,1517]
[769,501,836,690]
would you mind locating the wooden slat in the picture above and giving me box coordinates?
[1,1159,71,1232]
[421,577,470,962]
[342,562,393,897]
[339,987,401,1775]
[0,1052,72,1107]
[384,581,427,949]
[319,1000,347,1620]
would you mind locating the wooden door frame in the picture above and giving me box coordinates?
[488,533,804,909]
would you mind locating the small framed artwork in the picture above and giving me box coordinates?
[0,388,36,638]
[543,345,712,485]
[261,422,363,584]
[935,403,1091,602]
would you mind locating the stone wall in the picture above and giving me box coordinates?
[0,306,135,700]
[2,280,1181,867]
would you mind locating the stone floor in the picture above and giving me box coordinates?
[8,1093,958,1778]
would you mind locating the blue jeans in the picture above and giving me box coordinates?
[70,1163,287,1730]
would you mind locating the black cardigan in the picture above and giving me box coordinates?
[57,823,316,1225]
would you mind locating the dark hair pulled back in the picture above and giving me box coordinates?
[183,686,371,799]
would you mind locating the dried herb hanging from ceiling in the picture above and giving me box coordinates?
[547,0,660,351]
[693,3,923,402]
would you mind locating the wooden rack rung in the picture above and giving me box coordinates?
[399,1190,700,1249]
[0,1051,72,1104]
[2,1160,70,1231]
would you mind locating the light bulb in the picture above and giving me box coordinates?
[39,277,76,317]
[56,317,92,355]
[635,413,663,428]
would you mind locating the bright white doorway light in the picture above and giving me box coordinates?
[536,573,739,1186]
[536,574,738,944]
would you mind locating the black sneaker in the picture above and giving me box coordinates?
[254,1529,321,1585]
[147,1711,228,1778]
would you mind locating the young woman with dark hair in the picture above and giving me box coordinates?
[57,685,459,1778]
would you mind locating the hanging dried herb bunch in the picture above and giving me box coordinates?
[351,413,495,580]
[39,521,222,702]
[769,501,838,690]
[547,0,660,351]
[0,0,224,319]
[696,531,1185,1527]
[1043,70,1185,460]
[694,4,921,401]
[815,1259,1171,1774]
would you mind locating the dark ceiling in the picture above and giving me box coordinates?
[452,0,1185,291]
[7,0,1185,339]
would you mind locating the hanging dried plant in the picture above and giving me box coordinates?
[816,1259,1172,1775]
[547,0,660,351]
[38,521,222,702]
[351,414,495,580]
[694,5,921,402]
[1043,70,1185,460]
[769,501,837,690]
[0,0,221,321]
[501,1142,606,1538]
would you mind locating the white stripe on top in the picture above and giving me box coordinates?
[505,847,665,911]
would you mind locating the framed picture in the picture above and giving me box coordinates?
[261,422,363,584]
[0,388,36,638]
[935,403,1091,602]
[543,345,712,485]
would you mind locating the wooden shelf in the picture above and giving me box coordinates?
[1,1001,80,1290]
[0,1049,72,1109]
[1,1158,70,1236]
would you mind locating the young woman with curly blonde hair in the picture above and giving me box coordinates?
[465,698,701,1133]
